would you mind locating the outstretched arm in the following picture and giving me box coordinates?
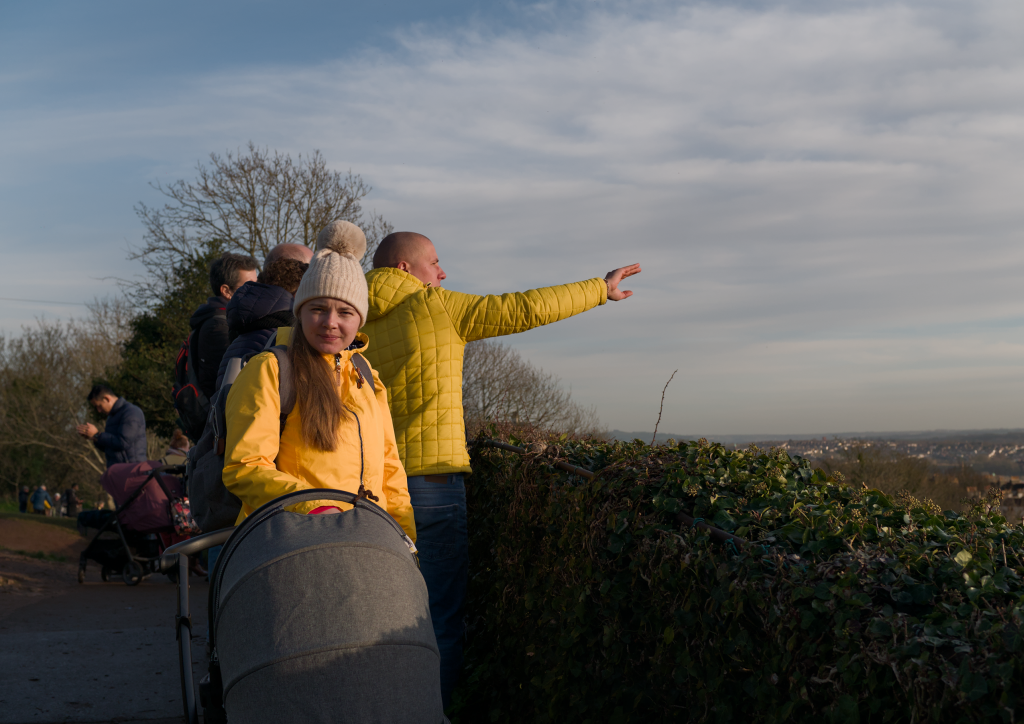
[441,278,608,342]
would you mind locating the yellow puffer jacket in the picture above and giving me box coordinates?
[362,268,607,476]
[222,331,415,541]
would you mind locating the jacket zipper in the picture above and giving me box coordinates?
[334,353,341,385]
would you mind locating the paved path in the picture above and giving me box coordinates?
[0,551,208,724]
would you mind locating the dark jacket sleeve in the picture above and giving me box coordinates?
[196,313,230,399]
[92,425,122,452]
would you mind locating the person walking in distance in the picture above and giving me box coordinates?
[18,485,29,513]
[64,483,82,518]
[29,485,53,515]
[77,385,147,468]
[362,230,640,705]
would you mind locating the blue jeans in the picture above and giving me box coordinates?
[407,474,467,709]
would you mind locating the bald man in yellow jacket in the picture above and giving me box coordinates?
[362,230,640,707]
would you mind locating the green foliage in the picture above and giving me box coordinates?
[453,438,1024,723]
[108,246,222,437]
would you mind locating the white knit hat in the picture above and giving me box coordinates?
[292,220,368,325]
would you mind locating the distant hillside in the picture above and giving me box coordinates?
[609,428,1024,446]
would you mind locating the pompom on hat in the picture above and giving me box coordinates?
[293,220,369,325]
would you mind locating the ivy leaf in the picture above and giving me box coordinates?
[954,549,973,567]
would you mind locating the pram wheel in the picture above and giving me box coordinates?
[101,566,112,582]
[123,560,144,586]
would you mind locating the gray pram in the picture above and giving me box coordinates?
[161,489,447,724]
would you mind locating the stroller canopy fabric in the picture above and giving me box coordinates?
[100,461,183,534]
[212,500,445,724]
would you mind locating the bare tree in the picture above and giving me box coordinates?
[0,299,147,501]
[132,142,391,293]
[462,340,604,438]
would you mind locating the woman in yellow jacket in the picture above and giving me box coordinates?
[222,221,415,542]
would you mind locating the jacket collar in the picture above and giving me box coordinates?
[365,267,431,322]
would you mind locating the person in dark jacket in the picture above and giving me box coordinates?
[30,485,53,514]
[189,252,259,400]
[64,483,82,518]
[214,246,312,390]
[76,384,148,468]
[18,485,29,513]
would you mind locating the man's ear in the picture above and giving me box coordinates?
[219,283,233,298]
[396,261,411,273]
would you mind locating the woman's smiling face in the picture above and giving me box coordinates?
[299,297,361,355]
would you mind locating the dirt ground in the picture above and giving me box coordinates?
[0,518,90,562]
[0,520,206,724]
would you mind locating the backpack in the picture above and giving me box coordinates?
[172,324,217,442]
[186,335,375,532]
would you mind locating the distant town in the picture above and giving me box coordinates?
[611,428,1024,477]
[738,435,1023,474]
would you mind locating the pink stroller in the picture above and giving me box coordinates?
[77,462,187,585]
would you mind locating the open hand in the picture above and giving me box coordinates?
[605,263,641,301]
[76,423,98,439]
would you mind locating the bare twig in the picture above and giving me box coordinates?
[651,369,678,446]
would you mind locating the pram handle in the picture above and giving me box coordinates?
[159,527,235,574]
[240,488,414,550]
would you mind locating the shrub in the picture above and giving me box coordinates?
[452,437,1024,723]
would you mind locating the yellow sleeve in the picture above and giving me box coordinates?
[222,352,324,517]
[439,278,607,342]
[373,368,416,542]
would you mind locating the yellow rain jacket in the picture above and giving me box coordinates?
[222,331,415,541]
[363,268,607,477]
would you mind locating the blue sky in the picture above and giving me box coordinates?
[2,0,1022,435]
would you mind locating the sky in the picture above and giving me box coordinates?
[1,0,1022,436]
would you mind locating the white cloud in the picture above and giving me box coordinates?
[2,0,1022,432]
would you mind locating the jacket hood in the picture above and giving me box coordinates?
[189,296,229,331]
[226,282,294,334]
[365,268,429,323]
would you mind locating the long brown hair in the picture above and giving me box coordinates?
[288,318,346,451]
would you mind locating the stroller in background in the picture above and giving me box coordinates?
[160,489,448,724]
[77,462,187,586]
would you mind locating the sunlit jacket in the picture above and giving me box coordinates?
[222,331,415,541]
[362,267,607,477]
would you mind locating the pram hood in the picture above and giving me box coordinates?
[100,461,184,534]
[210,490,444,724]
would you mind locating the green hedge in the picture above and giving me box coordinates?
[451,437,1024,723]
